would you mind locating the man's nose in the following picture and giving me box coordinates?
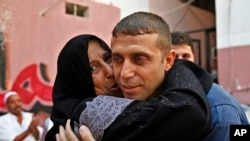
[120,60,135,78]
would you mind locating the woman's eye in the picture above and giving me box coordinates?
[90,66,98,72]
[112,56,122,64]
[105,54,112,64]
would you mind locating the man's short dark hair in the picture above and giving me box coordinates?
[112,11,172,55]
[171,31,194,52]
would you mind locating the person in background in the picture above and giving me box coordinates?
[0,91,44,141]
[171,31,249,141]
[171,31,218,83]
[171,31,195,62]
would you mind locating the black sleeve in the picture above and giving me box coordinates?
[45,95,94,141]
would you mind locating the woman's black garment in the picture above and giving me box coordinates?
[101,59,213,141]
[45,34,111,141]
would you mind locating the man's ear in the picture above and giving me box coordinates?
[164,49,176,71]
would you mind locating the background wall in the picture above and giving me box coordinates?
[0,0,120,112]
[216,0,250,104]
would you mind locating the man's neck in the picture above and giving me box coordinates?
[148,85,163,99]
[14,112,23,124]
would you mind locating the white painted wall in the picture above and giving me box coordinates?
[216,0,250,49]
[94,0,149,18]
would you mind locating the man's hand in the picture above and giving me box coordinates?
[28,115,40,139]
[56,119,95,141]
[28,116,39,131]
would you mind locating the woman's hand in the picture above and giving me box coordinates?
[79,125,95,141]
[56,119,95,141]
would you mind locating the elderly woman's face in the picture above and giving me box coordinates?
[88,40,121,96]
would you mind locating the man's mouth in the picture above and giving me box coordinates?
[121,84,137,89]
[120,84,140,94]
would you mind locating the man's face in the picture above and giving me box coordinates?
[172,44,194,62]
[6,95,23,115]
[111,34,174,100]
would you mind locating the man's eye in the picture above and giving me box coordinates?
[112,56,122,64]
[134,56,146,64]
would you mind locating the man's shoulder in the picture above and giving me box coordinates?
[207,83,238,106]
[0,113,12,122]
[207,83,249,124]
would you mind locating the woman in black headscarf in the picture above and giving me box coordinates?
[45,34,131,141]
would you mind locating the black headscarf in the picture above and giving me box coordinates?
[45,34,111,141]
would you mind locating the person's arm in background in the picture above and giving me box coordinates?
[13,130,32,141]
[14,115,42,141]
[203,83,249,141]
[0,117,31,141]
[0,114,40,141]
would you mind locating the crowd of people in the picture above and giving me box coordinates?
[0,11,249,141]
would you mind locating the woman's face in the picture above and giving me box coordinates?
[88,40,121,96]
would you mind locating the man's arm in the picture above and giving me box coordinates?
[204,105,245,141]
[13,129,32,141]
[13,116,41,141]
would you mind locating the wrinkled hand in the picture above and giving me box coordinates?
[56,119,95,141]
[79,125,95,141]
[56,119,79,141]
